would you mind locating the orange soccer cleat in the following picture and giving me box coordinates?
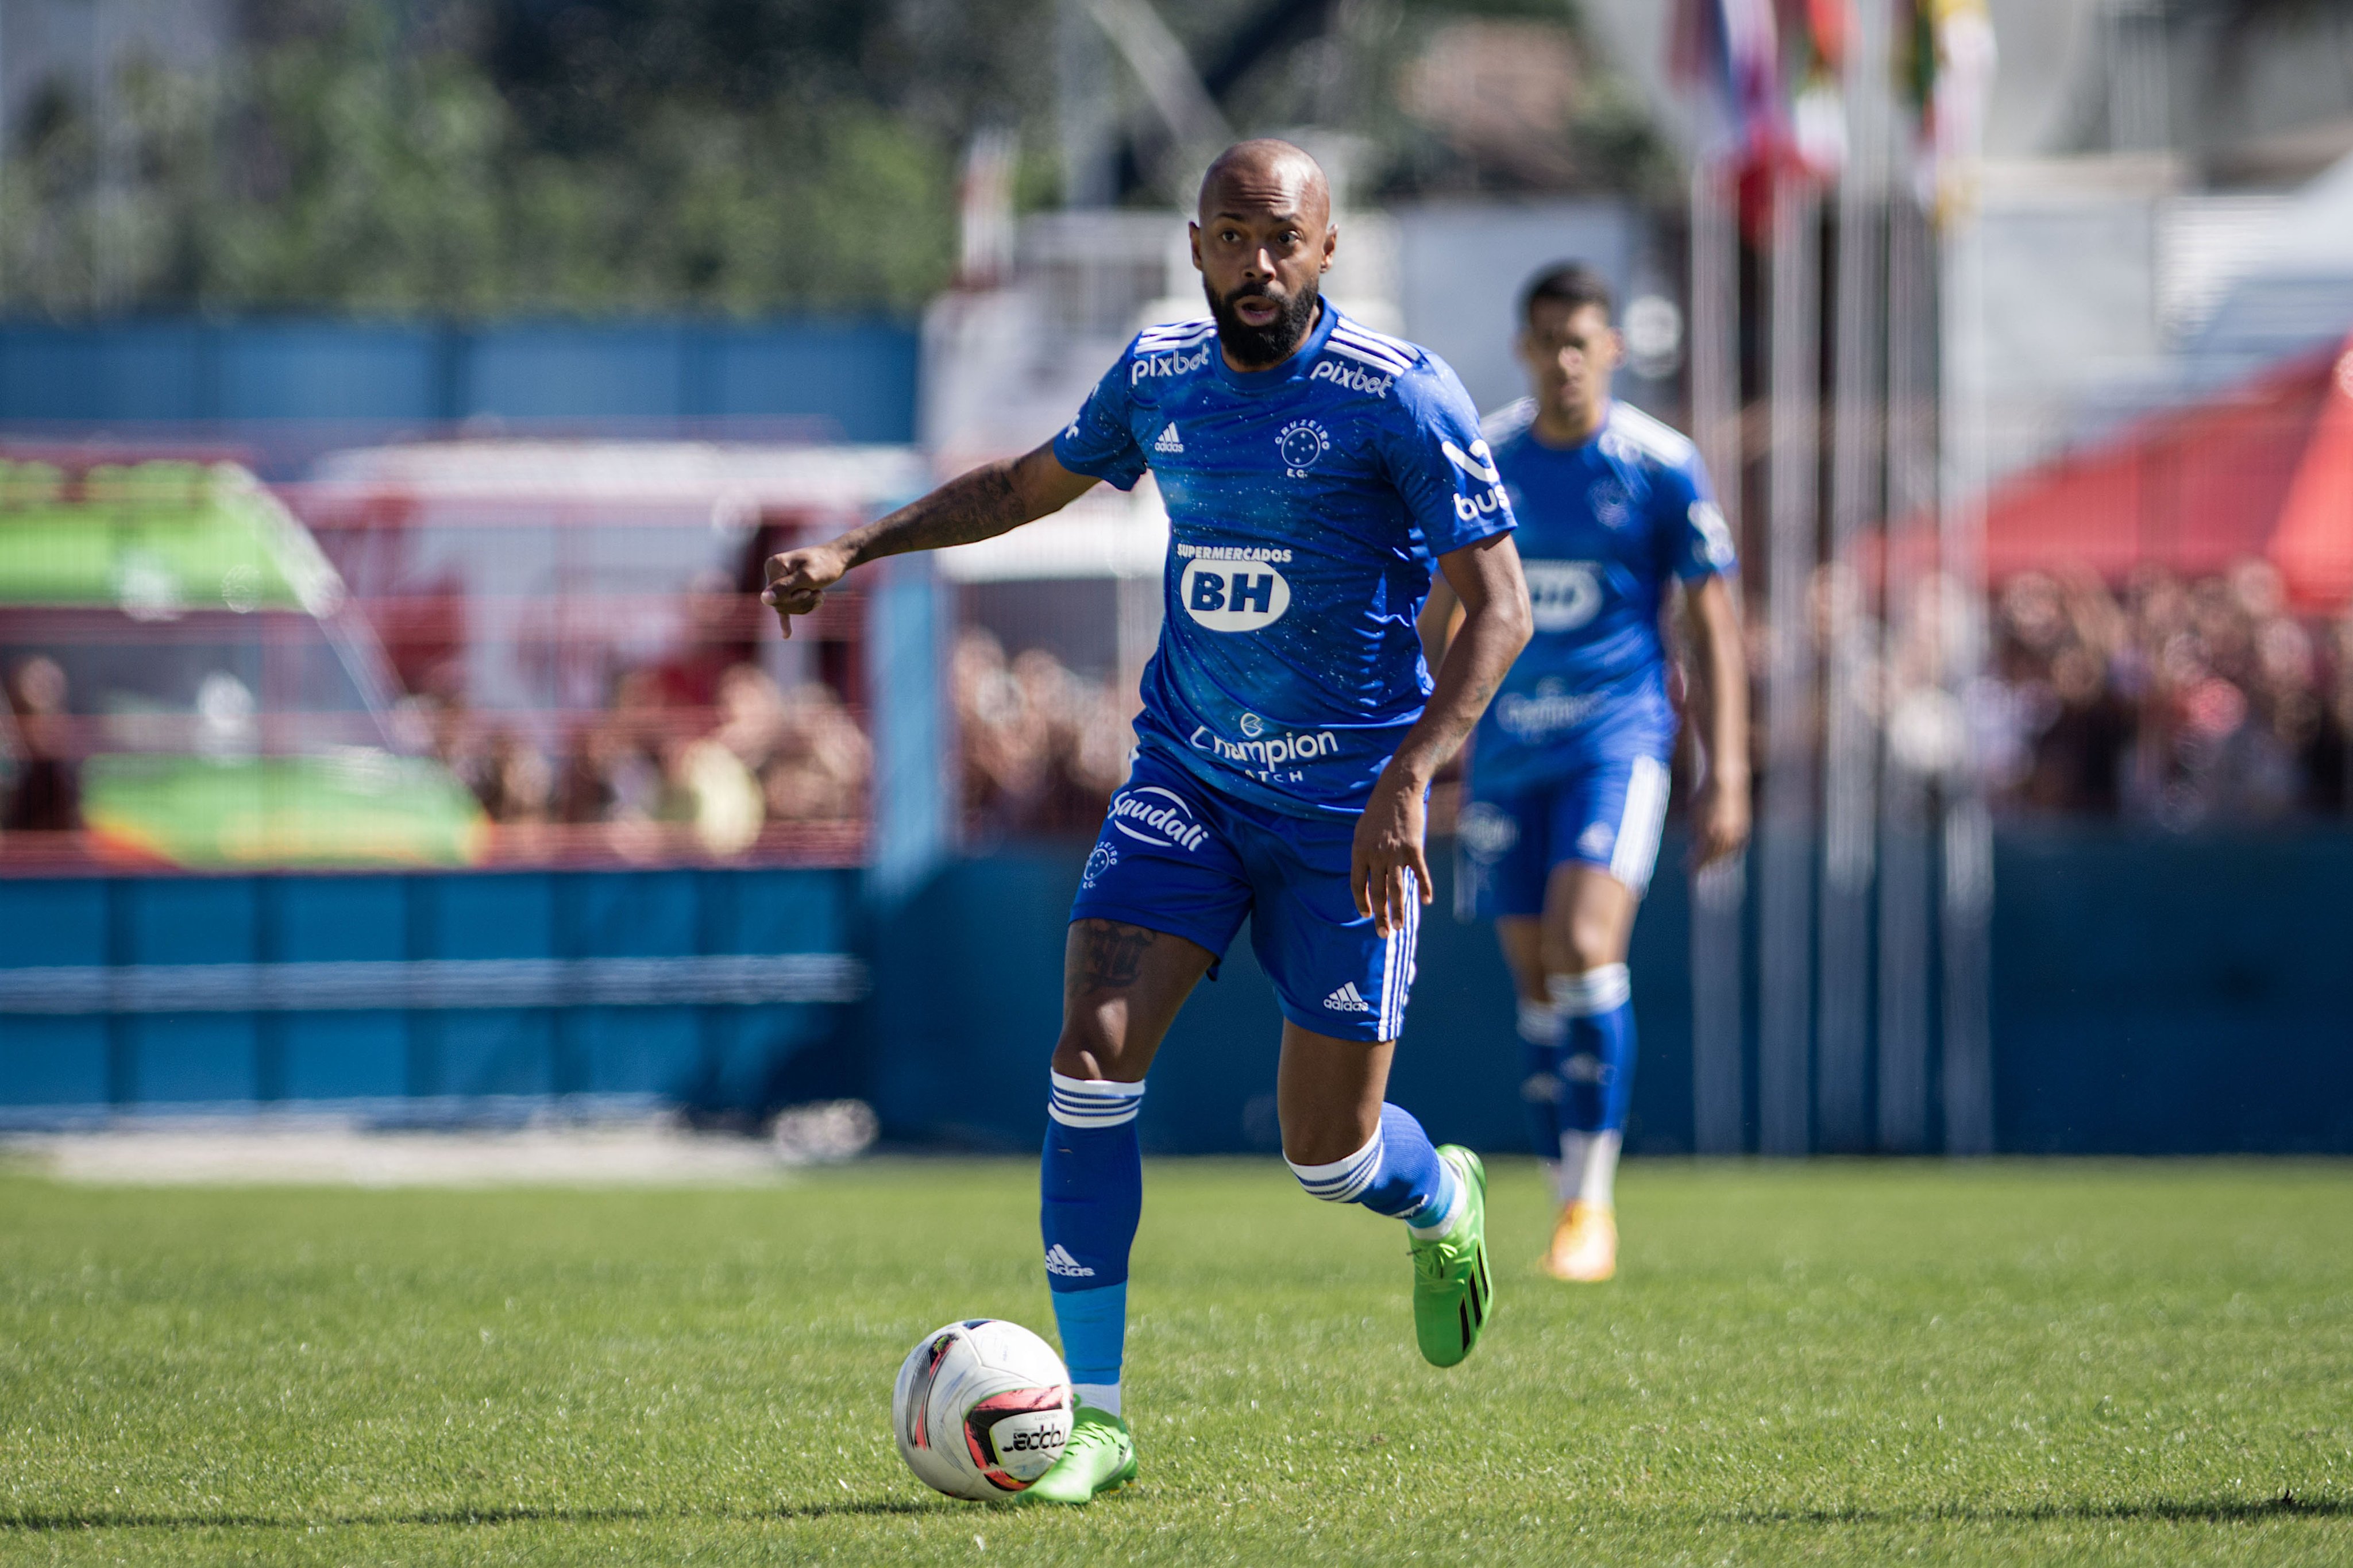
[1542,1200,1617,1282]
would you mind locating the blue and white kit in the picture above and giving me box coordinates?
[1052,302,1513,1041]
[1456,397,1735,916]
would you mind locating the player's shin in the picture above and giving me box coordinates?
[1040,1072,1145,1416]
[1286,1103,1460,1234]
[1549,963,1635,1208]
[1517,998,1568,1189]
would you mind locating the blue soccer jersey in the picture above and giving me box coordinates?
[1054,303,1514,819]
[1463,398,1735,797]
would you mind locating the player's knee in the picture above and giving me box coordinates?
[1549,961,1631,1018]
[1546,915,1626,975]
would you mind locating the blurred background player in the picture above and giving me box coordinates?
[1421,262,1749,1283]
[763,140,1533,1504]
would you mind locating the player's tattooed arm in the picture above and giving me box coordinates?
[760,442,1099,637]
[1352,533,1533,936]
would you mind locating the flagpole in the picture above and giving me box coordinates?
[1816,0,1890,1154]
[1876,190,1937,1154]
[1687,152,1748,1159]
[1758,163,1821,1159]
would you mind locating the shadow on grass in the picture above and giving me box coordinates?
[0,1499,939,1533]
[1729,1492,2346,1527]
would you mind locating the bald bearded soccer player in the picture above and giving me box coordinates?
[763,140,1532,1504]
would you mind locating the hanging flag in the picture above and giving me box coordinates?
[1900,0,1997,222]
[1671,0,1783,167]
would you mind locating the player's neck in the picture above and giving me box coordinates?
[1532,397,1608,449]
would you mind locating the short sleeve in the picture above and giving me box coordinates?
[1051,355,1149,493]
[1657,454,1737,582]
[1380,359,1518,557]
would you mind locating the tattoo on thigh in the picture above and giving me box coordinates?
[1075,922,1158,992]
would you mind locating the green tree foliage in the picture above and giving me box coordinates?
[0,0,1659,320]
[1,0,1052,319]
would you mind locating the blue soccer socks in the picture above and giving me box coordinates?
[1516,997,1568,1170]
[1287,1102,1462,1236]
[1550,963,1635,1209]
[1042,1072,1146,1415]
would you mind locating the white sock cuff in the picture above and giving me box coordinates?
[1515,999,1565,1046]
[1048,1071,1147,1128]
[1550,963,1630,1017]
[1287,1130,1383,1203]
[1071,1381,1121,1417]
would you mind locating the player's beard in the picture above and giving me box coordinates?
[1205,276,1320,370]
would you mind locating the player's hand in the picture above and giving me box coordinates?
[760,544,853,639]
[1688,771,1752,869]
[1352,768,1433,938]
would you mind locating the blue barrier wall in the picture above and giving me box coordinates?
[5,829,2347,1150]
[0,319,921,442]
[871,828,2353,1157]
[0,868,863,1121]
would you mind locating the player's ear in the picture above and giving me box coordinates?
[1321,223,1337,273]
[1188,222,1203,273]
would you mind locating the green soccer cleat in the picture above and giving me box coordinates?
[1409,1145,1492,1368]
[1016,1404,1137,1505]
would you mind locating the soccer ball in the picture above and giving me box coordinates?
[892,1319,1074,1500]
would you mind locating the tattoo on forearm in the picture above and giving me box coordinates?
[857,462,1024,561]
[1073,921,1158,994]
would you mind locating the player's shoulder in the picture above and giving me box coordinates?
[1598,402,1702,478]
[1479,397,1539,451]
[1317,312,1476,425]
[1120,316,1220,394]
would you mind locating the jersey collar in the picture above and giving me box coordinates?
[1212,298,1341,395]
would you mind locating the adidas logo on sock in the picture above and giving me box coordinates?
[1044,1244,1097,1278]
[1154,422,1184,454]
[1322,982,1373,1014]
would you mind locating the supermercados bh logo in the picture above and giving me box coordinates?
[1309,361,1392,398]
[1497,677,1602,740]
[1131,341,1213,384]
[1107,786,1210,851]
[1189,717,1340,782]
[1443,437,1508,523]
[1278,419,1330,477]
[1176,541,1292,632]
[1522,559,1603,632]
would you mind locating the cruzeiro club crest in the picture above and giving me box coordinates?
[1278,419,1330,476]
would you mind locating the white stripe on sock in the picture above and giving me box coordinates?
[1288,1129,1383,1203]
[1559,1129,1622,1208]
[1071,1381,1121,1417]
[1550,963,1630,1017]
[1517,998,1564,1046]
[1047,1069,1147,1127]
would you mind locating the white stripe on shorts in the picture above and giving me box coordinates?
[1608,755,1672,895]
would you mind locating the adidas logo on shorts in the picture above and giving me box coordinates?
[1322,982,1374,1014]
[1043,1244,1096,1278]
[1154,423,1185,454]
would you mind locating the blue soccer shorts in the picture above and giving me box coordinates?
[1455,753,1672,920]
[1069,747,1419,1044]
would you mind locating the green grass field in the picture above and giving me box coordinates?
[2,1158,2348,1565]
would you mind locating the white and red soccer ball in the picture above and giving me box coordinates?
[892,1319,1074,1500]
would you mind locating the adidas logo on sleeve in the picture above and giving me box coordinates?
[1322,982,1374,1014]
[1154,423,1185,454]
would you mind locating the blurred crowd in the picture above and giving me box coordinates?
[952,631,1135,840]
[423,661,871,858]
[423,631,1141,856]
[1979,561,2353,824]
